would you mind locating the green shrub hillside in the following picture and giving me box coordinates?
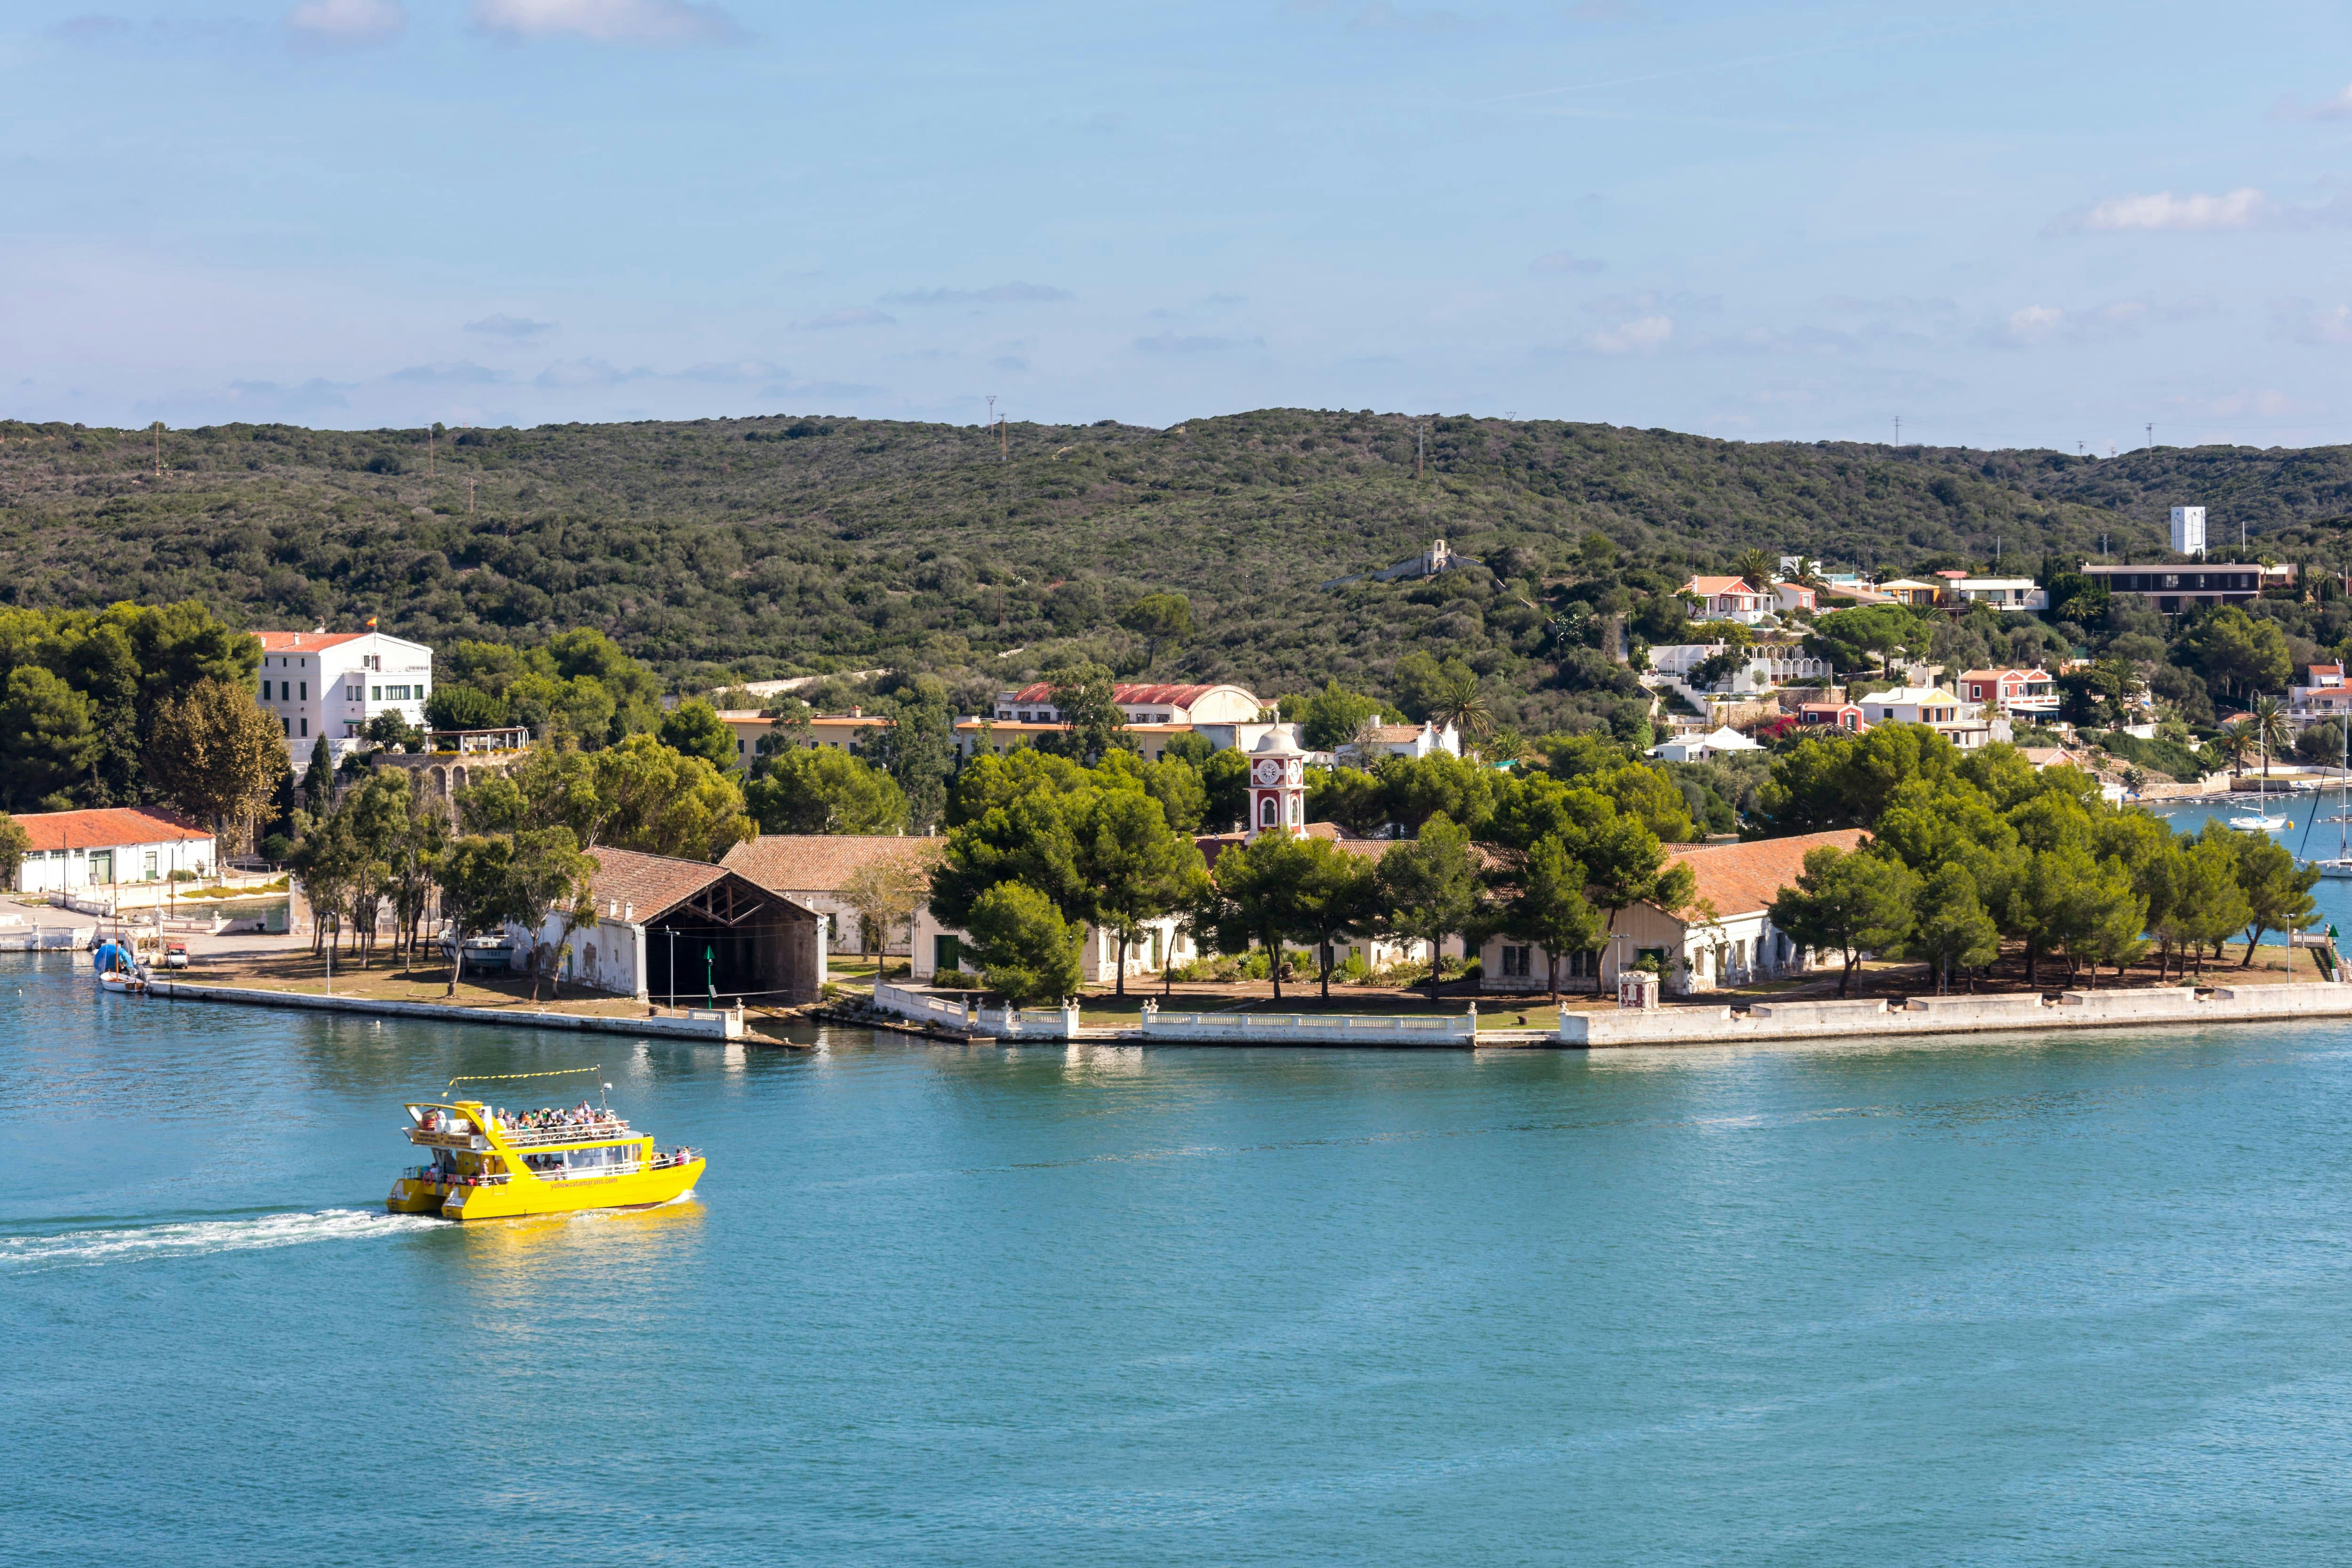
[9,412,2352,738]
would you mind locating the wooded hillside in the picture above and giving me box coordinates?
[3,410,2346,732]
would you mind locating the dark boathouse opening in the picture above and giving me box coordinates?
[574,847,826,1009]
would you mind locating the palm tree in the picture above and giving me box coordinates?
[1731,548,1778,596]
[1427,669,1496,741]
[2212,720,2255,776]
[2251,695,2291,779]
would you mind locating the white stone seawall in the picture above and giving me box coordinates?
[149,980,745,1040]
[1559,984,2352,1047]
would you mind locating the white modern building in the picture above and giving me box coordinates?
[10,807,215,894]
[1945,578,2049,611]
[1648,726,1764,763]
[254,629,435,759]
[2171,506,2206,557]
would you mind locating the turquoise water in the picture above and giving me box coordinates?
[8,951,2352,1564]
[2148,789,2352,942]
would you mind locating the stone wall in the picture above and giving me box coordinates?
[1558,984,2352,1046]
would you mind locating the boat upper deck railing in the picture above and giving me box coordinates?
[408,1115,638,1148]
[493,1119,638,1148]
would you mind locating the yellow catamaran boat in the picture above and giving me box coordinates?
[387,1067,704,1221]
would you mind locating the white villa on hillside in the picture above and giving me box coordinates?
[1859,686,1994,749]
[1339,720,1461,764]
[1944,577,2049,610]
[254,629,434,759]
[1956,668,2058,717]
[1681,575,1772,625]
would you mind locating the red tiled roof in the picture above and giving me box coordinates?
[1685,575,1758,596]
[581,846,726,917]
[1663,828,1867,919]
[14,806,212,853]
[1006,682,1237,706]
[723,835,944,894]
[254,630,368,652]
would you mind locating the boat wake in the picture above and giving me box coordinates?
[0,1208,441,1271]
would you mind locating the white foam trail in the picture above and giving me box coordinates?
[0,1208,440,1270]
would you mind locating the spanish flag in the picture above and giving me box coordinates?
[366,615,378,629]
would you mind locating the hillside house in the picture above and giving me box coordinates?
[1338,720,1461,764]
[1875,579,1941,608]
[1944,578,2048,611]
[2291,665,2352,726]
[1797,702,1865,731]
[2074,561,2293,613]
[1648,726,1764,762]
[1956,668,2058,717]
[715,710,893,767]
[1478,828,1865,997]
[1681,576,1772,625]
[254,629,434,760]
[1859,686,1994,748]
[9,807,215,894]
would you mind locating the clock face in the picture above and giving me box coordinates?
[1254,759,1281,786]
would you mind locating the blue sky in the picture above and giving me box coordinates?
[8,0,2352,448]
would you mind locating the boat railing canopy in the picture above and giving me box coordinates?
[495,1122,639,1148]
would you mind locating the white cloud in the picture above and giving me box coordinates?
[2271,299,2352,348]
[464,312,554,339]
[470,0,741,45]
[285,0,403,45]
[2001,304,2065,345]
[1584,314,1671,354]
[2070,187,2268,232]
[2275,82,2352,120]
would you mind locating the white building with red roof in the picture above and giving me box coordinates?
[2292,663,2352,726]
[1480,828,1865,997]
[1682,575,1772,625]
[991,681,1263,727]
[9,806,215,894]
[1956,667,2058,717]
[253,628,435,759]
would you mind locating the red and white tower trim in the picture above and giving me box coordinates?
[1246,726,1308,838]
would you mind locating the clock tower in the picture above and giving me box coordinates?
[1246,726,1308,838]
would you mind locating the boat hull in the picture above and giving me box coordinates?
[402,1159,705,1221]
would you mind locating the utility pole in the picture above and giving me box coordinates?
[1417,421,1426,479]
[152,421,162,478]
[1893,414,1900,446]
[427,425,435,480]
[2145,422,2153,452]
